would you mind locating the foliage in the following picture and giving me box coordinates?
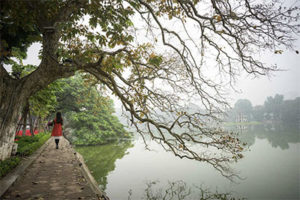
[227,95,300,123]
[281,97,300,124]
[75,141,133,191]
[252,105,264,122]
[29,81,62,120]
[233,99,253,120]
[0,0,41,61]
[264,94,284,120]
[0,133,50,177]
[234,99,252,114]
[55,74,131,145]
[0,156,20,178]
[15,133,50,156]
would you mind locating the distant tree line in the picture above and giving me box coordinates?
[226,94,300,124]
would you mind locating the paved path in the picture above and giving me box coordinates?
[2,138,100,200]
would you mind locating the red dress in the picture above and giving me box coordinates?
[51,119,63,137]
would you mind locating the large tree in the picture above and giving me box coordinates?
[0,0,299,179]
[234,99,253,121]
[264,94,284,120]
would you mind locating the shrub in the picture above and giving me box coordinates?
[0,133,50,178]
[0,157,20,178]
[16,133,50,156]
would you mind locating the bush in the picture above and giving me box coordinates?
[0,133,50,178]
[0,157,20,178]
[16,133,50,156]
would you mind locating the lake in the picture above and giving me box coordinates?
[75,124,300,200]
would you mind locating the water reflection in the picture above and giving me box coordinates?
[128,180,245,200]
[235,123,300,150]
[75,141,133,191]
[76,123,300,199]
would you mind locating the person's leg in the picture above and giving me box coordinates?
[55,139,59,149]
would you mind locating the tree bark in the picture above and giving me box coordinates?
[15,115,23,135]
[22,103,29,136]
[28,108,34,137]
[0,69,26,160]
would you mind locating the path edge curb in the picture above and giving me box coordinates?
[0,136,51,198]
[72,147,110,200]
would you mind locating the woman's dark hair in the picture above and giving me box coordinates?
[55,112,63,124]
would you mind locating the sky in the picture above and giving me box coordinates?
[20,37,299,108]
[229,38,300,106]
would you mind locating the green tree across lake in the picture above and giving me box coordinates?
[227,95,300,124]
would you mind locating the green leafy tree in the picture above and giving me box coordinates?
[233,99,253,121]
[27,81,62,133]
[0,0,299,179]
[55,74,130,145]
[264,94,284,120]
[281,97,300,124]
[252,105,264,122]
[0,0,40,62]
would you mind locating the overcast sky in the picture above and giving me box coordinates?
[22,38,299,108]
[230,39,300,106]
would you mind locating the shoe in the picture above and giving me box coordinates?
[56,146,58,149]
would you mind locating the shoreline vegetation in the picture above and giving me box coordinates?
[73,137,133,147]
[0,133,50,178]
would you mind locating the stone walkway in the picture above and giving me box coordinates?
[2,138,100,200]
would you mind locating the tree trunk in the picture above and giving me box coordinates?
[15,116,23,135]
[22,104,29,136]
[0,77,26,160]
[28,109,34,137]
[34,117,39,132]
[0,28,77,160]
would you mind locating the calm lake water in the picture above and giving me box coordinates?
[75,124,300,200]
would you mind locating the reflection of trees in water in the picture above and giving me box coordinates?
[75,141,133,191]
[237,123,300,150]
[128,180,245,200]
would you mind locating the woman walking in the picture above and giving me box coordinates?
[48,112,63,149]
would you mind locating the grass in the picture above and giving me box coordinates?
[0,133,50,178]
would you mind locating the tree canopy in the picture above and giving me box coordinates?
[55,74,131,145]
[226,95,300,123]
[1,0,299,178]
